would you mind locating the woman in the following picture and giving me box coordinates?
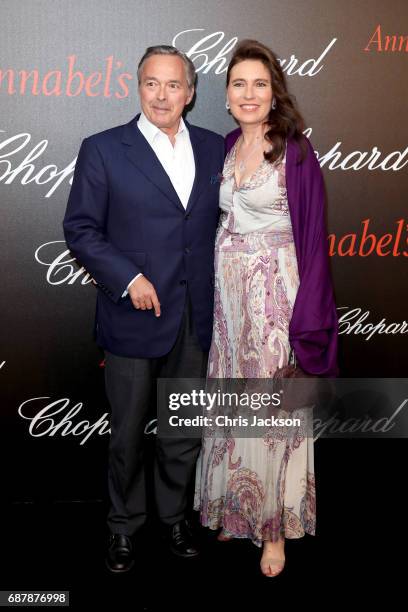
[194,40,338,577]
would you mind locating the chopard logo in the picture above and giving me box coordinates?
[17,395,408,445]
[173,29,337,76]
[18,396,111,446]
[337,307,408,341]
[35,241,94,286]
[17,395,157,445]
[1,128,407,202]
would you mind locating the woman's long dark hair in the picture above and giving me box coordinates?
[227,39,307,164]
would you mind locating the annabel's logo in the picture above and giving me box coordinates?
[328,219,408,257]
[364,25,408,52]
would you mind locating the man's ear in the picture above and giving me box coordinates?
[186,87,195,105]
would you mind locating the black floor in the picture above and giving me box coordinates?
[1,439,405,608]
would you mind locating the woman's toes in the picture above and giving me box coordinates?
[261,562,272,576]
[270,562,284,576]
[260,552,285,577]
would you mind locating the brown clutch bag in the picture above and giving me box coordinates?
[273,347,318,412]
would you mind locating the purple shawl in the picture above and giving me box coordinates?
[225,128,339,377]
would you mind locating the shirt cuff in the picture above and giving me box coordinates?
[121,273,143,298]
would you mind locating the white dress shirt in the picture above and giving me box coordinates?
[122,112,196,297]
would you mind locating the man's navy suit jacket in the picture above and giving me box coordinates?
[63,113,225,358]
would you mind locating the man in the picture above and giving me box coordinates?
[63,45,224,572]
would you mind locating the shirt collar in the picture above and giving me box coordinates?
[137,112,187,146]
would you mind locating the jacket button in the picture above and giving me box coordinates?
[179,280,186,285]
[184,247,190,254]
[185,214,190,220]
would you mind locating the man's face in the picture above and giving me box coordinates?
[138,54,194,135]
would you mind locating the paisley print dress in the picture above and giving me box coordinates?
[194,139,316,546]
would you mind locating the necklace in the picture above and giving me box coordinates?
[237,136,263,172]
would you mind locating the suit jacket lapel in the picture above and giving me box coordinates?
[121,114,185,212]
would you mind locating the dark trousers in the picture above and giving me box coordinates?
[104,291,208,536]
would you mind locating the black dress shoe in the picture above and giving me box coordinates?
[168,520,200,558]
[105,534,135,573]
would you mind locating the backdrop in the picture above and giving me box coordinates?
[1,0,407,502]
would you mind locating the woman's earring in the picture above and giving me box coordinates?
[271,97,277,110]
[225,99,230,110]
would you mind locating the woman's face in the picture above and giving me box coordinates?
[227,59,273,127]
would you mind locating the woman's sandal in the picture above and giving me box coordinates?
[217,529,233,542]
[260,554,286,577]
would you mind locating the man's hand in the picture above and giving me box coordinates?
[128,275,161,317]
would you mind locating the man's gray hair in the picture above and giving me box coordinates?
[137,45,196,90]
